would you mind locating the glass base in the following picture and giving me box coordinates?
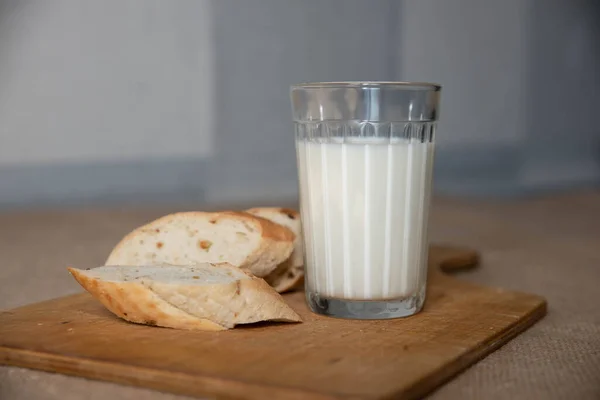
[306,289,426,320]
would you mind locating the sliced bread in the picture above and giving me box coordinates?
[105,211,295,278]
[246,208,304,292]
[68,263,302,330]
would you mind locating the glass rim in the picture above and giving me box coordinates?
[291,81,441,91]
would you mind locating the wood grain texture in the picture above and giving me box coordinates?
[0,245,546,400]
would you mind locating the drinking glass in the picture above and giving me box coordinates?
[290,81,441,319]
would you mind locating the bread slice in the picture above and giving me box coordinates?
[68,263,302,330]
[246,208,304,292]
[105,211,294,278]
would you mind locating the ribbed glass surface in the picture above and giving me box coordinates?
[291,82,441,319]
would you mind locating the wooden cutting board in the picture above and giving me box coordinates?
[0,245,546,400]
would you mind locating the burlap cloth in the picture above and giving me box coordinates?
[1,191,599,400]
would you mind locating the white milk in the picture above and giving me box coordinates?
[296,137,434,300]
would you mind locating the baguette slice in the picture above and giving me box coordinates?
[68,263,302,330]
[105,211,294,278]
[246,208,304,293]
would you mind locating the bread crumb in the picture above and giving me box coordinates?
[198,240,212,250]
[156,242,164,249]
[192,276,200,279]
[155,229,160,233]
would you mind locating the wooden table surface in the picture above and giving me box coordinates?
[1,190,599,400]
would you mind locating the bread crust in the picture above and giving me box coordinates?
[105,211,294,278]
[68,267,227,331]
[246,208,305,292]
[68,263,301,331]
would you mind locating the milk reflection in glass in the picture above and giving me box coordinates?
[296,137,434,300]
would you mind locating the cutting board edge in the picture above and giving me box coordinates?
[398,296,547,400]
[0,346,362,400]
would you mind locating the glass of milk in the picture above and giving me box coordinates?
[290,81,441,319]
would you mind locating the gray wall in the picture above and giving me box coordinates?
[206,0,398,203]
[523,0,600,191]
[0,0,215,165]
[400,0,600,196]
[0,0,598,208]
[0,0,398,208]
[0,0,215,207]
